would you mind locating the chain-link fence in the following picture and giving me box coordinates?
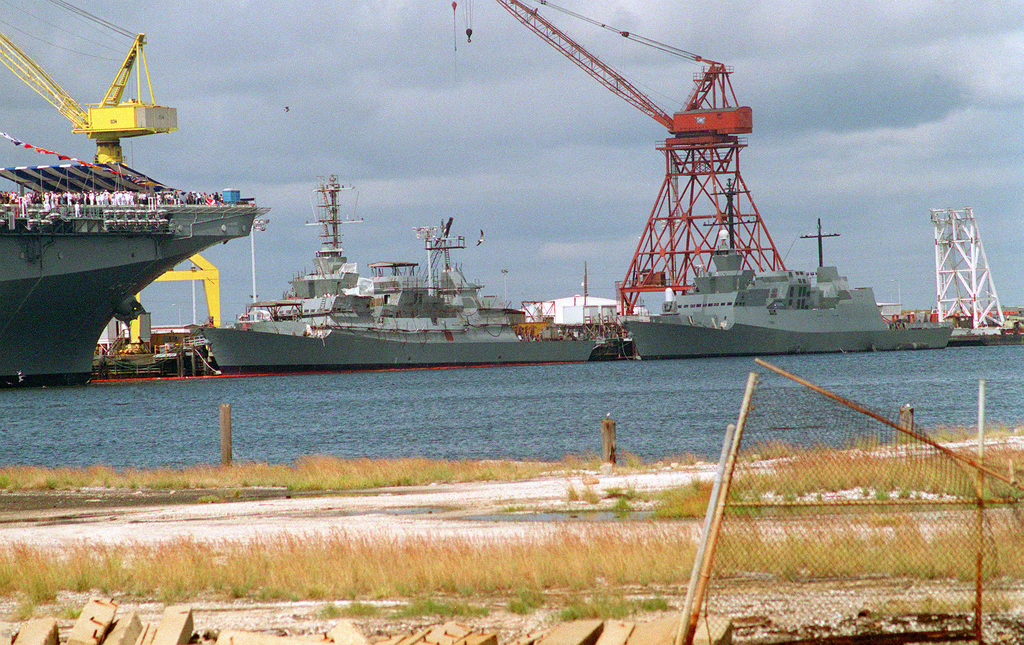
[686,360,1024,644]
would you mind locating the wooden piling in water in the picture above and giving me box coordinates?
[220,403,232,467]
[601,417,616,465]
[898,404,913,434]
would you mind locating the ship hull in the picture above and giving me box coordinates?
[0,206,262,386]
[200,325,597,374]
[627,317,951,359]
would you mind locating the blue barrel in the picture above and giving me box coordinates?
[223,189,240,203]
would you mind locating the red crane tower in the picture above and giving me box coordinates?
[494,0,784,314]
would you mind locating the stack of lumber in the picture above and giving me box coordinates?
[13,600,193,645]
[8,599,730,645]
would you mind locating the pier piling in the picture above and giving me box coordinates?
[220,403,232,467]
[898,404,914,433]
[601,416,616,465]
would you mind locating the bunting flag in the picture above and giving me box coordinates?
[0,131,171,192]
[0,131,112,173]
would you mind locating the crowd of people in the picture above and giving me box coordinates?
[0,189,230,213]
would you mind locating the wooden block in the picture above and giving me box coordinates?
[392,629,432,645]
[327,621,369,645]
[134,622,156,645]
[13,618,58,645]
[438,624,471,641]
[107,613,143,645]
[68,598,118,645]
[535,620,603,645]
[370,636,405,645]
[153,606,193,645]
[594,622,633,645]
[625,616,731,645]
[422,627,453,645]
[689,617,731,645]
[506,629,549,645]
[453,634,495,645]
[426,622,476,645]
[625,616,676,645]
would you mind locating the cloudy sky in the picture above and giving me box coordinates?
[1,0,1022,324]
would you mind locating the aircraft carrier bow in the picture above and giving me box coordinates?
[0,162,265,387]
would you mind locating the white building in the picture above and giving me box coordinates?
[523,295,618,325]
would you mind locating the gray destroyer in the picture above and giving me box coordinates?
[0,163,264,386]
[199,177,599,374]
[627,231,951,359]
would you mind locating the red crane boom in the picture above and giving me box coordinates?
[495,0,674,130]
[495,0,784,313]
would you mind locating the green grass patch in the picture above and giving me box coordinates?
[396,598,489,619]
[558,594,668,621]
[653,480,712,519]
[508,589,545,614]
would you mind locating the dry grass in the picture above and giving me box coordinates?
[2,509,1020,610]
[732,438,1024,503]
[0,455,611,492]
[0,452,695,493]
[714,509,1024,582]
[0,526,696,605]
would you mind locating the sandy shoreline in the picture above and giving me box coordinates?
[0,466,709,548]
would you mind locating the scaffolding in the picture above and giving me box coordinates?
[931,207,1004,329]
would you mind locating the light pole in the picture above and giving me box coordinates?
[250,218,270,302]
[501,269,509,307]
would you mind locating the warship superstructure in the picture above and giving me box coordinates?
[0,163,264,386]
[627,230,951,359]
[199,177,599,374]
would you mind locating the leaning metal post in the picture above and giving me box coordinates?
[677,370,758,645]
[677,423,735,645]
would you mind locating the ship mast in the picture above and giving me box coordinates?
[414,218,466,293]
[310,175,359,275]
[799,218,840,268]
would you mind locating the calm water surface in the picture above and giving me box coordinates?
[1,345,1021,468]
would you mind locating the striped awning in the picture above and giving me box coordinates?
[0,163,171,193]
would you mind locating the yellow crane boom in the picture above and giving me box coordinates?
[154,254,223,327]
[0,31,176,163]
[0,32,90,131]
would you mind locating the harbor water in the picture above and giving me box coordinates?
[1,345,1022,469]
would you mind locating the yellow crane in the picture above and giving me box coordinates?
[0,31,176,164]
[130,256,222,344]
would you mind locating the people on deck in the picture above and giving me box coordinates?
[0,189,229,212]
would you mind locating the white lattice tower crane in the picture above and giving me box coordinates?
[931,207,1004,329]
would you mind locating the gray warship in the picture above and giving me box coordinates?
[198,177,599,374]
[0,163,264,386]
[627,229,951,359]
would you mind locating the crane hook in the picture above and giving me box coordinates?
[466,27,473,43]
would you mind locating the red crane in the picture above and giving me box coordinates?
[494,0,784,314]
